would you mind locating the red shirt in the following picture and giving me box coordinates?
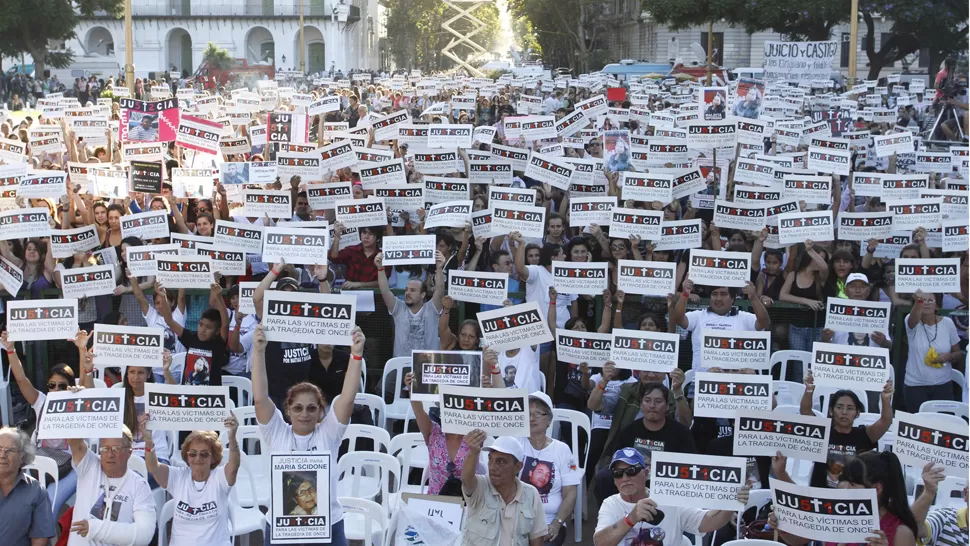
[332,243,380,282]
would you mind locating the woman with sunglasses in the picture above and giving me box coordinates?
[140,414,239,546]
[1,331,82,512]
[251,322,365,546]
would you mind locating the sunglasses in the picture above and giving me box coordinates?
[187,451,212,459]
[611,465,644,479]
[47,382,70,391]
[290,404,321,414]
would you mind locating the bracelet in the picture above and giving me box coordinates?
[682,291,690,299]
[351,354,363,361]
[491,367,501,375]
[144,446,153,453]
[597,382,606,390]
[624,515,635,528]
[5,349,14,355]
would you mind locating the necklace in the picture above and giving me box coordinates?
[192,476,210,492]
[921,318,939,344]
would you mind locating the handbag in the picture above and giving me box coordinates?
[37,446,74,480]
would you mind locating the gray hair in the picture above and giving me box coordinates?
[0,426,36,469]
[121,425,134,449]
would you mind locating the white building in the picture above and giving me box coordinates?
[61,0,384,81]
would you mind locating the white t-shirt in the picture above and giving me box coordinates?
[132,393,171,460]
[260,408,348,523]
[588,374,638,430]
[227,311,258,375]
[525,265,577,329]
[904,315,960,387]
[167,465,232,546]
[516,438,582,525]
[684,309,760,370]
[69,450,155,546]
[144,305,186,355]
[499,345,541,393]
[595,494,705,546]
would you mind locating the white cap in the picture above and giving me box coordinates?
[846,273,870,285]
[529,391,553,414]
[483,436,525,463]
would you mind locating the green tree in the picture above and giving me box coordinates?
[201,42,235,71]
[507,0,607,72]
[860,0,967,80]
[384,0,501,72]
[0,0,123,78]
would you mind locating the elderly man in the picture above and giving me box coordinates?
[462,430,547,546]
[0,427,54,546]
[67,421,156,546]
[594,448,749,546]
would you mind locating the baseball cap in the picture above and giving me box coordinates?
[483,436,524,463]
[610,447,646,469]
[846,273,869,285]
[276,277,300,291]
[529,391,553,414]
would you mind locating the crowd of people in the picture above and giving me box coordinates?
[0,57,967,546]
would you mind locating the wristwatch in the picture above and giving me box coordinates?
[554,517,566,528]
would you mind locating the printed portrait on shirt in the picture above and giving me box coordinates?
[520,456,555,498]
[183,349,212,385]
[630,525,666,546]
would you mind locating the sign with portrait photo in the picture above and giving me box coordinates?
[271,453,333,544]
[410,350,483,402]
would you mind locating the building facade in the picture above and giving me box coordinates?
[62,0,384,81]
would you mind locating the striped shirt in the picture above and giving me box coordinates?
[924,507,968,546]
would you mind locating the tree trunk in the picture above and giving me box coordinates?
[29,48,46,80]
[862,12,884,80]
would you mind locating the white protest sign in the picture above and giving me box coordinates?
[609,329,680,372]
[0,208,52,241]
[176,115,223,154]
[424,201,473,229]
[687,249,751,288]
[93,324,164,369]
[609,208,663,240]
[650,452,746,511]
[261,226,331,265]
[335,197,387,229]
[655,219,703,251]
[811,342,890,391]
[196,245,246,276]
[213,220,264,254]
[427,124,473,148]
[60,264,117,299]
[616,259,676,297]
[381,235,436,266]
[621,173,673,203]
[733,410,831,463]
[124,244,178,277]
[555,329,611,367]
[778,210,835,244]
[523,151,574,190]
[886,198,942,231]
[120,210,171,241]
[170,233,213,255]
[893,411,968,478]
[317,140,357,172]
[734,158,777,186]
[770,478,880,544]
[18,170,66,199]
[694,372,773,418]
[762,41,838,83]
[439,386,529,437]
[713,201,767,231]
[568,197,615,227]
[270,453,333,544]
[873,132,914,157]
[306,183,353,211]
[424,177,470,204]
[824,298,890,334]
[942,220,968,253]
[700,330,771,370]
[243,190,293,218]
[476,301,553,352]
[262,291,356,345]
[781,175,832,205]
[894,258,960,293]
[734,186,782,205]
[36,389,125,440]
[490,202,546,238]
[6,299,79,342]
[488,186,536,205]
[671,169,708,200]
[807,147,851,175]
[50,225,100,258]
[144,383,231,431]
[410,350,483,402]
[551,260,608,295]
[881,174,930,201]
[836,212,894,241]
[0,256,24,296]
[448,270,508,306]
[155,255,216,289]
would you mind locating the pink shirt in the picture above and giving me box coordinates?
[427,421,475,495]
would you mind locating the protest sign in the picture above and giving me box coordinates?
[374,184,424,212]
[237,282,259,315]
[650,452,746,511]
[734,186,782,205]
[144,383,231,430]
[568,197,615,227]
[490,143,529,170]
[92,323,164,369]
[155,255,215,289]
[491,202,546,238]
[260,226,330,265]
[621,173,673,203]
[334,197,387,229]
[36,389,125,440]
[381,235,436,266]
[886,198,942,231]
[616,259,676,297]
[821,293,894,335]
[693,372,773,418]
[50,225,99,258]
[196,245,247,276]
[836,212,894,241]
[0,208,52,240]
[243,190,293,218]
[555,329,611,367]
[713,201,767,231]
[471,209,493,239]
[655,219,703,251]
[609,329,680,372]
[18,170,66,199]
[0,137,27,163]
[476,301,553,352]
[214,220,264,254]
[276,152,321,179]
[176,115,222,154]
[439,386,529,436]
[0,256,23,296]
[467,161,513,184]
[118,98,179,142]
[811,342,891,391]
[781,175,832,205]
[921,189,968,220]
[609,208,663,240]
[358,159,408,188]
[687,249,751,288]
[125,244,179,277]
[412,149,461,175]
[770,479,880,544]
[309,95,341,116]
[316,140,357,172]
[873,132,915,157]
[306,182,353,211]
[523,151,574,190]
[894,258,960,293]
[734,410,831,462]
[807,147,851,175]
[880,175,930,201]
[892,411,968,478]
[552,261,608,295]
[942,220,969,253]
[778,211,835,244]
[60,264,116,299]
[262,291,356,345]
[700,330,771,370]
[427,124,473,148]
[488,185,536,206]
[424,201,472,229]
[448,270,508,306]
[736,118,772,145]
[271,453,332,544]
[410,350,483,402]
[763,41,838,82]
[128,160,164,194]
[268,112,308,144]
[171,168,215,198]
[372,110,411,141]
[735,158,777,186]
[424,177,470,204]
[120,210,170,241]
[915,152,953,173]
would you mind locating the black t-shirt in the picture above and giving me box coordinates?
[178,329,225,386]
[264,340,317,402]
[707,434,771,490]
[810,424,876,488]
[691,416,736,454]
[308,348,351,404]
[615,417,697,462]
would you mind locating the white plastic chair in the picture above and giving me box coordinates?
[774,404,823,418]
[773,381,806,407]
[380,356,412,431]
[0,360,11,426]
[683,369,695,397]
[111,382,125,389]
[334,393,387,430]
[767,350,812,381]
[337,451,401,502]
[919,400,969,421]
[222,375,253,407]
[951,369,967,403]
[25,455,59,515]
[229,463,265,546]
[128,452,149,478]
[934,475,968,508]
[232,405,258,426]
[552,408,591,543]
[158,498,175,546]
[91,378,108,389]
[342,423,391,454]
[388,433,429,489]
[234,425,271,509]
[339,496,386,546]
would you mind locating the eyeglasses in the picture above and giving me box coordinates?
[610,244,627,251]
[0,447,22,455]
[47,382,70,391]
[296,487,316,499]
[611,465,644,479]
[529,411,550,419]
[290,404,320,414]
[187,451,212,459]
[98,446,129,454]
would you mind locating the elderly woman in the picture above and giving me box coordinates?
[0,426,55,546]
[903,290,964,412]
[518,392,582,546]
[285,473,318,515]
[141,415,239,546]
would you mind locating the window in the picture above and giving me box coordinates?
[260,43,275,64]
[699,32,723,66]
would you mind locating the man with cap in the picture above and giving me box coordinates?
[819,273,892,349]
[463,429,548,546]
[594,448,749,546]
